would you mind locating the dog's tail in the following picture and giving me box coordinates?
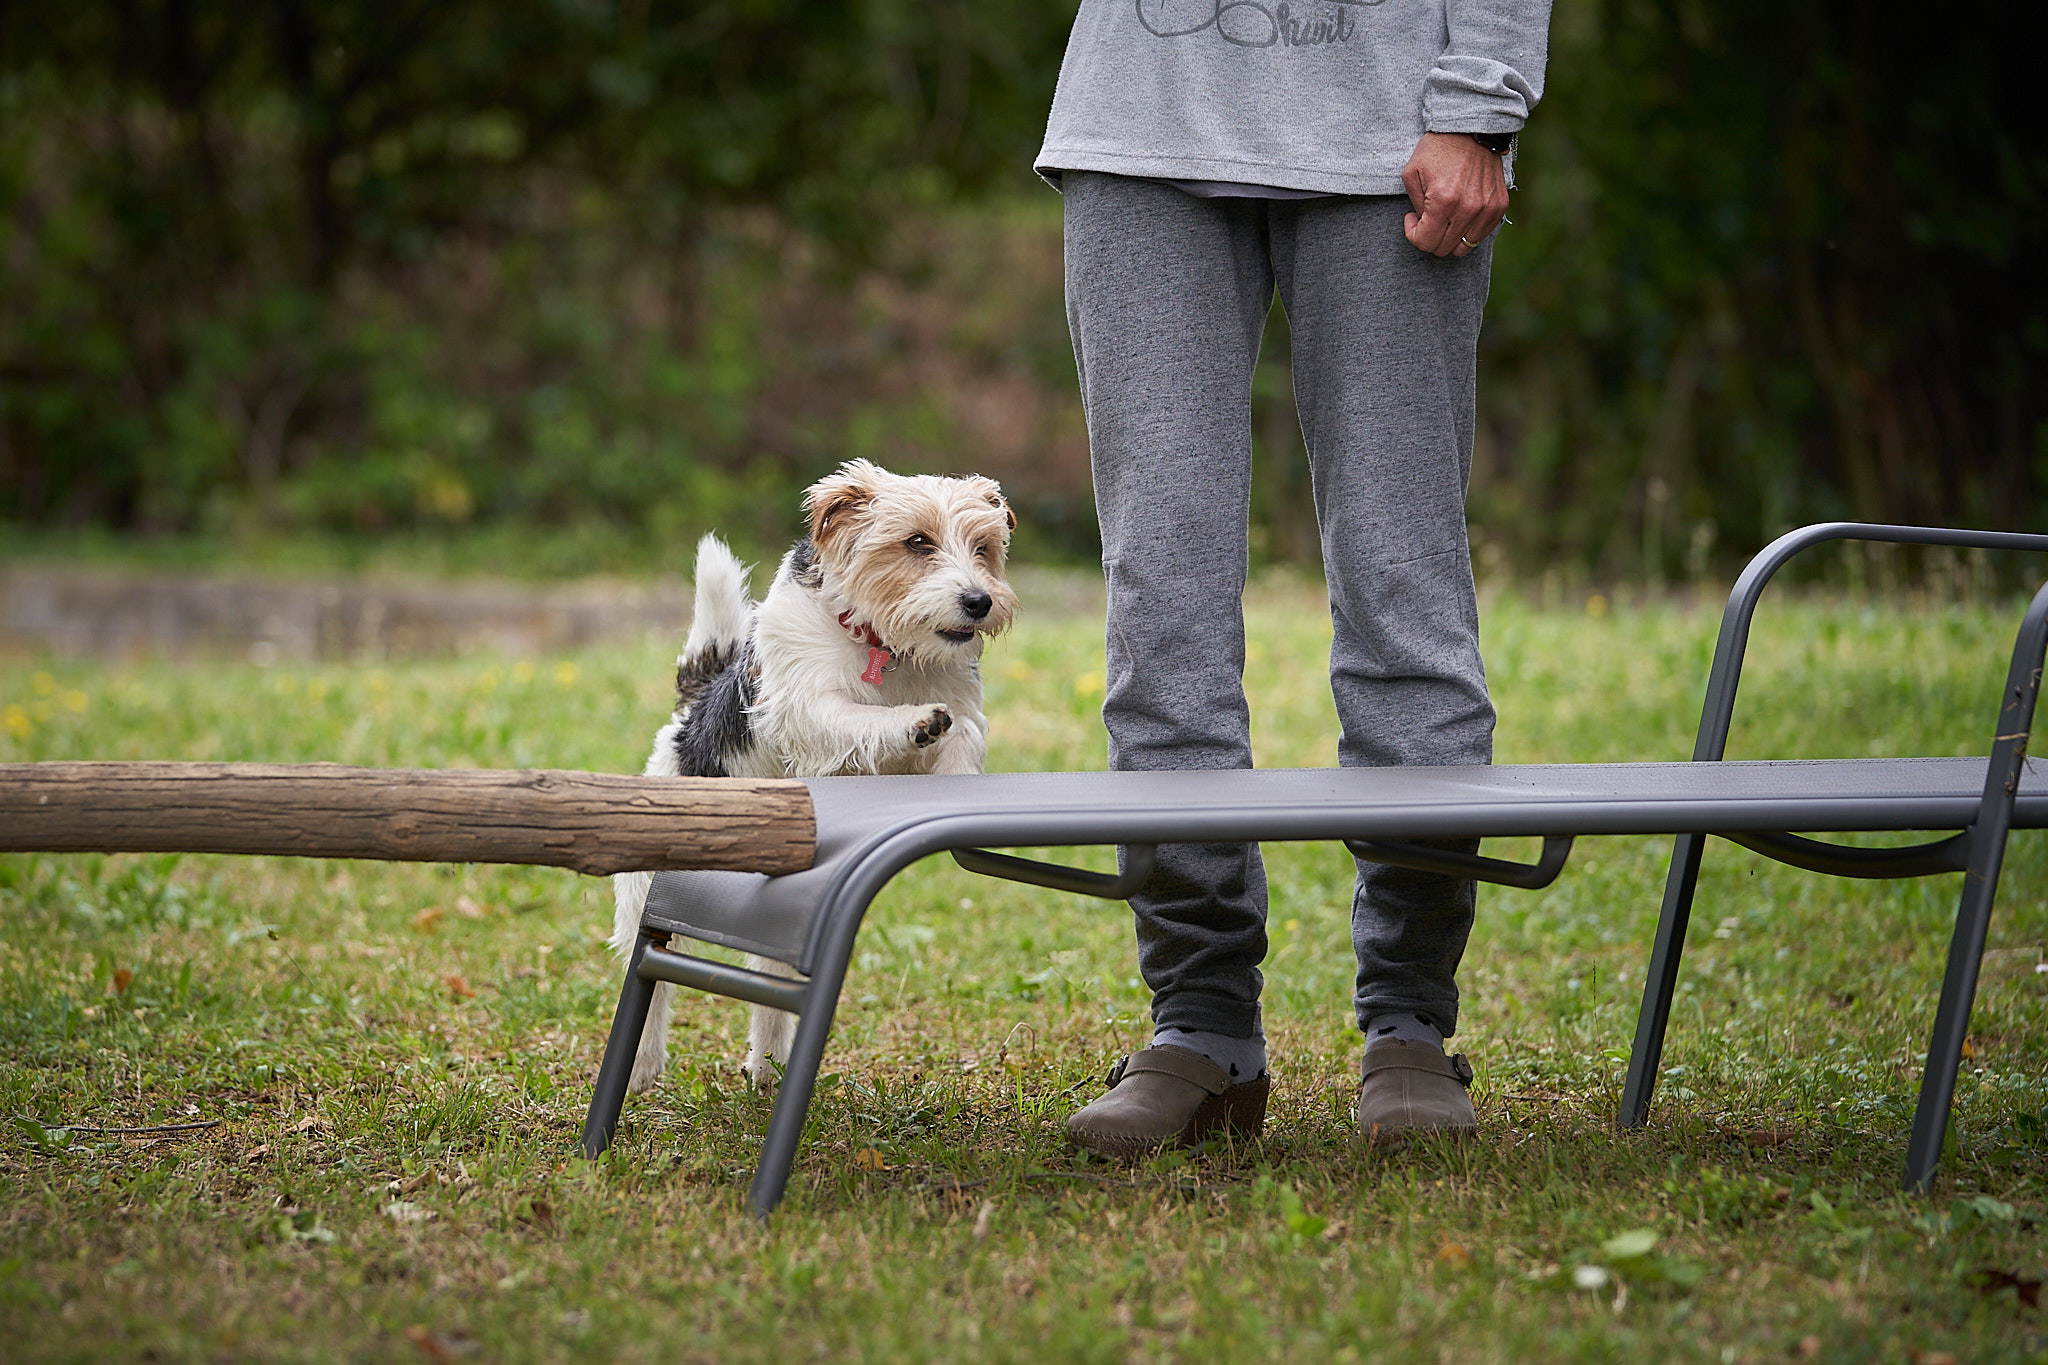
[675,534,753,712]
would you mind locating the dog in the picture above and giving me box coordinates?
[611,459,1018,1091]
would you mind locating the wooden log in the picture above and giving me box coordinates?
[0,762,814,876]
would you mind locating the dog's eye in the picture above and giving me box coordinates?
[904,534,937,555]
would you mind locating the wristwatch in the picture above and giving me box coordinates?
[1466,131,1516,155]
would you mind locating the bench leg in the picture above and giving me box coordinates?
[747,946,855,1221]
[1904,851,2006,1191]
[581,929,662,1159]
[1905,577,2048,1189]
[1620,832,1706,1128]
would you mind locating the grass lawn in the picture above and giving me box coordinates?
[2,576,2046,1362]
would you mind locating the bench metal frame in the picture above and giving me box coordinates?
[583,523,2048,1218]
[1620,522,2048,1190]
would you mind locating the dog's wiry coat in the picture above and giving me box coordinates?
[612,460,1017,1090]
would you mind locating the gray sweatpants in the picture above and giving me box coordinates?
[1063,171,1496,1042]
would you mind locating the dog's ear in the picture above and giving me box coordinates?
[965,475,1016,533]
[804,460,883,549]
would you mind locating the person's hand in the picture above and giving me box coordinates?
[1401,132,1510,259]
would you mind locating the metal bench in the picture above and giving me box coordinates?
[583,523,2048,1219]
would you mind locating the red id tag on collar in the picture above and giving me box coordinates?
[861,647,891,685]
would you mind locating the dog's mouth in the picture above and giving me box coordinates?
[935,626,979,644]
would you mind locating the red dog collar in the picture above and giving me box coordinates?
[837,611,894,684]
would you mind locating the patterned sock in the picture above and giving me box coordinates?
[1364,1011,1444,1051]
[1150,1027,1267,1082]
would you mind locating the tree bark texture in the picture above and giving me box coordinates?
[0,763,815,876]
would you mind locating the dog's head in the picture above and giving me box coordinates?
[803,459,1018,658]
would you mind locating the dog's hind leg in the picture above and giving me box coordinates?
[629,980,677,1094]
[742,953,804,1089]
[612,869,678,1094]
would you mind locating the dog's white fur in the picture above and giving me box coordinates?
[611,459,1016,1091]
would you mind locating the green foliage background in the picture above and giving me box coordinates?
[1,1,2042,574]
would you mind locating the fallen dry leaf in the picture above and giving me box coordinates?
[411,906,444,933]
[441,974,477,1000]
[383,1200,434,1224]
[110,969,133,995]
[1435,1241,1474,1270]
[403,1325,478,1362]
[291,1114,326,1134]
[1961,1038,1978,1060]
[242,1144,270,1164]
[852,1148,890,1172]
[454,895,488,920]
[515,1197,555,1231]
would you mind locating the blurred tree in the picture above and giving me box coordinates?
[0,0,1069,540]
[1475,0,2048,577]
[0,0,2041,576]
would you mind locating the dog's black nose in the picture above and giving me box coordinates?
[960,590,993,621]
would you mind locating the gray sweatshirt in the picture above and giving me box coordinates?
[1035,0,1551,196]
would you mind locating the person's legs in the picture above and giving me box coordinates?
[1063,171,1273,1092]
[1268,196,1496,1049]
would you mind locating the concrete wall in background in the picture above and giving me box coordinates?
[0,569,695,662]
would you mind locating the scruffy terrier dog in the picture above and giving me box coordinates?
[611,459,1017,1090]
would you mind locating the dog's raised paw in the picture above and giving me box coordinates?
[911,705,952,748]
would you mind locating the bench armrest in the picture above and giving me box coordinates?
[1696,522,2048,762]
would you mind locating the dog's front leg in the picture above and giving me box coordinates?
[771,691,956,773]
[741,954,804,1089]
[927,713,987,774]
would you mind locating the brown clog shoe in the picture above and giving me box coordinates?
[1356,1040,1477,1149]
[1064,1045,1269,1158]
